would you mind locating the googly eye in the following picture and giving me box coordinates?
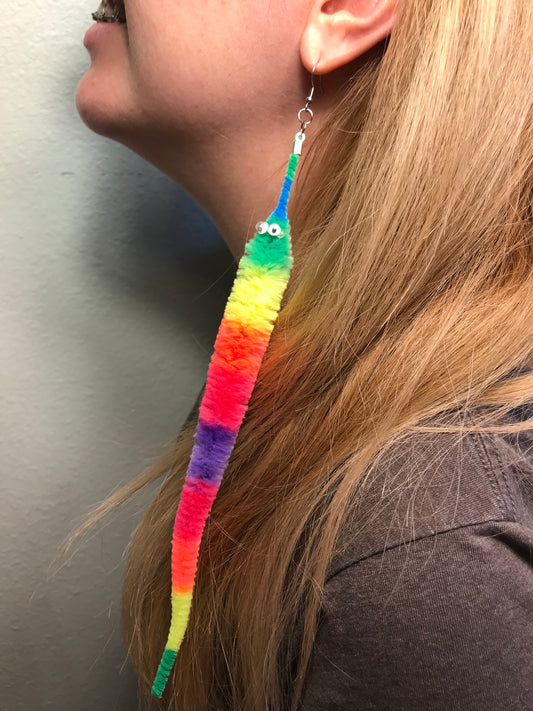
[268,223,282,237]
[255,221,269,234]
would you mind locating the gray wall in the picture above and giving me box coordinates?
[1,4,234,709]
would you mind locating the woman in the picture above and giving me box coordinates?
[70,0,533,708]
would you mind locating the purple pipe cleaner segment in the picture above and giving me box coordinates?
[186,419,238,485]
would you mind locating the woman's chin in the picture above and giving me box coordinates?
[75,69,132,140]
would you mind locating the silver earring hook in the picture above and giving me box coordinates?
[297,58,322,135]
[309,60,323,103]
[293,58,323,154]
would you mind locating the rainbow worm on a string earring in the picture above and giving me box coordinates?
[152,61,322,698]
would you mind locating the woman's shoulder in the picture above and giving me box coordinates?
[300,407,533,711]
[327,403,533,580]
[303,519,533,710]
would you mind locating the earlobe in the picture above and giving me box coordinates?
[300,0,398,75]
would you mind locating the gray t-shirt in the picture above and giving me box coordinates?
[181,387,533,709]
[299,410,533,710]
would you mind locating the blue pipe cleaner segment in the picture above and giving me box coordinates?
[273,181,293,219]
[273,152,299,220]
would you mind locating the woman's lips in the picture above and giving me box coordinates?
[84,19,127,49]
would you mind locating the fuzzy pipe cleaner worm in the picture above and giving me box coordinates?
[151,132,306,698]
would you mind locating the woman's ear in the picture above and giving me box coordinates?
[300,0,399,74]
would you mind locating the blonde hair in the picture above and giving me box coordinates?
[60,1,533,709]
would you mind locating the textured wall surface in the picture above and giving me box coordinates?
[0,3,234,709]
